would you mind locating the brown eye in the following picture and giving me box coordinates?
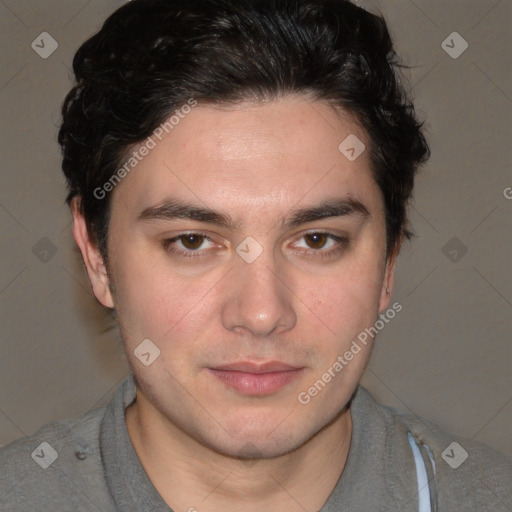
[179,234,205,250]
[162,232,217,259]
[292,232,350,259]
[304,233,329,249]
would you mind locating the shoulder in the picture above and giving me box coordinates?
[378,394,512,510]
[0,406,115,511]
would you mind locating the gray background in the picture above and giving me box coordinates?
[0,0,511,456]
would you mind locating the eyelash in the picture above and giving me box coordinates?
[162,231,350,260]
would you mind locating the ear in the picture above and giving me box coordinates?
[70,197,115,309]
[377,245,399,314]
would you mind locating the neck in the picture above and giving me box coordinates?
[126,389,352,512]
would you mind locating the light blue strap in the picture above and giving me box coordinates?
[424,443,436,474]
[407,432,431,512]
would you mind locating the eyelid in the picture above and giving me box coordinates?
[289,230,350,254]
[162,231,219,258]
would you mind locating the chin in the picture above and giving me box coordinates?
[209,433,302,462]
[200,411,317,460]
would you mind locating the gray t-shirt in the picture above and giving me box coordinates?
[1,374,510,511]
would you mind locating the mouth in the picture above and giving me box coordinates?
[206,361,305,396]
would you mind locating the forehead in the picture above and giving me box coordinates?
[111,96,383,223]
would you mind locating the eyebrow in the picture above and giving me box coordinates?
[137,197,370,230]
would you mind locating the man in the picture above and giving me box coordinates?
[1,0,510,510]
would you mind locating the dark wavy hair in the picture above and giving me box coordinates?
[59,0,430,264]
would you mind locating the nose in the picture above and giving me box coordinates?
[220,248,297,338]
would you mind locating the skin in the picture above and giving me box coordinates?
[72,95,398,512]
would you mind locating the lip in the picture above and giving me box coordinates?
[212,361,302,373]
[207,361,305,396]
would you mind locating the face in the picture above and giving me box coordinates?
[76,95,396,459]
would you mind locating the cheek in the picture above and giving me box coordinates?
[111,251,221,345]
[303,289,378,359]
[304,256,385,336]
